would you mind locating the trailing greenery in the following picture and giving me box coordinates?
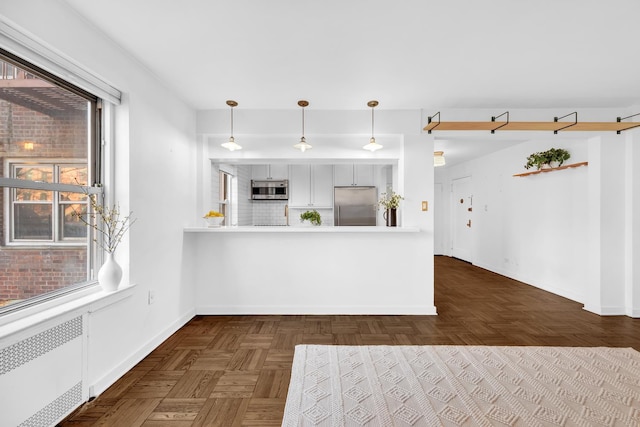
[524,148,571,170]
[300,210,322,226]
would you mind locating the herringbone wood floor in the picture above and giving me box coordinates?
[60,256,640,426]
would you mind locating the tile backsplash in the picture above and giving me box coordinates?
[252,200,288,226]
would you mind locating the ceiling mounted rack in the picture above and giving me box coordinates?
[617,113,640,134]
[424,111,640,134]
[491,111,509,134]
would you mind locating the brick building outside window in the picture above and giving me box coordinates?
[0,53,100,310]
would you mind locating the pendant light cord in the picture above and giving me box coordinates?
[371,106,374,139]
[230,105,234,138]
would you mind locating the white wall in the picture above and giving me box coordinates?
[1,0,197,406]
[435,119,640,316]
[440,137,589,302]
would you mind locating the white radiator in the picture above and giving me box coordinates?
[0,315,85,427]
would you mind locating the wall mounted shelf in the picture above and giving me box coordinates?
[424,112,640,134]
[513,161,588,177]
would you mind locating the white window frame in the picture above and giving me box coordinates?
[4,159,90,246]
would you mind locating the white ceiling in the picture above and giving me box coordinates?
[61,0,640,165]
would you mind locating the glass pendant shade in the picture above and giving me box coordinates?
[434,151,446,167]
[221,136,242,151]
[221,100,242,151]
[293,136,312,152]
[363,137,383,152]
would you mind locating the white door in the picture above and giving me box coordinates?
[452,176,473,262]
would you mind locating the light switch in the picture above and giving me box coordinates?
[421,201,428,211]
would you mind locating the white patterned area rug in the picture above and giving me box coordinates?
[282,345,640,426]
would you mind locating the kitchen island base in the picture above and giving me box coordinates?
[185,227,436,315]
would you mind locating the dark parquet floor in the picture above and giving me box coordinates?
[60,256,640,426]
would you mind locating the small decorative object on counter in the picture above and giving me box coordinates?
[379,191,403,227]
[73,189,136,292]
[203,210,224,227]
[525,148,570,170]
[300,210,322,226]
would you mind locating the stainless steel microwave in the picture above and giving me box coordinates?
[251,179,289,200]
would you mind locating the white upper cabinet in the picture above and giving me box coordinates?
[289,164,333,208]
[311,165,334,207]
[252,164,288,180]
[334,164,374,186]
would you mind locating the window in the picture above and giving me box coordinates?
[0,51,101,313]
[8,162,88,243]
[219,170,232,226]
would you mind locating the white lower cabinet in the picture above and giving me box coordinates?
[289,164,333,208]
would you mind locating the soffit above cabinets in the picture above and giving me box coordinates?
[424,112,640,134]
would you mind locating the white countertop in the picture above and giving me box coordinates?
[184,225,420,233]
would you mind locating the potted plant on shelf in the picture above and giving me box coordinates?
[203,210,224,227]
[379,191,403,227]
[73,192,136,292]
[525,148,570,170]
[300,210,322,226]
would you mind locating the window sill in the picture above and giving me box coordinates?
[0,283,136,341]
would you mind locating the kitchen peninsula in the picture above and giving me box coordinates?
[184,224,434,315]
[188,108,436,315]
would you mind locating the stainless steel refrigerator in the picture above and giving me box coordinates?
[334,186,377,226]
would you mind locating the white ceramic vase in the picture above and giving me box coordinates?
[98,252,122,292]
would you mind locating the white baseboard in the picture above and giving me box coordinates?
[472,261,584,304]
[583,304,626,316]
[625,307,640,318]
[89,308,196,397]
[196,305,438,315]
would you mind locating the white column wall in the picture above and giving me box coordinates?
[625,127,640,316]
[586,134,627,314]
[586,135,603,313]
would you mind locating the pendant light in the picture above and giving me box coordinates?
[363,100,383,152]
[293,100,312,152]
[434,151,446,167]
[221,100,242,151]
